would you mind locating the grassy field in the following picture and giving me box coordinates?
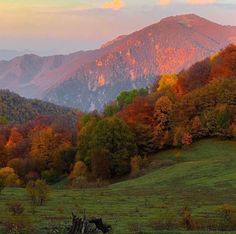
[0,139,236,233]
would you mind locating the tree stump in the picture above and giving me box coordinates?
[68,213,111,234]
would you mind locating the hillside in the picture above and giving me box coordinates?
[0,14,236,111]
[0,139,235,233]
[0,90,76,123]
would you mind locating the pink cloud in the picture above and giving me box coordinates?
[158,0,172,5]
[188,0,216,4]
[102,0,125,10]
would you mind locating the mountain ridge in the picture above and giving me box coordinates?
[0,14,236,111]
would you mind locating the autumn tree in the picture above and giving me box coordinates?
[69,161,88,188]
[26,179,50,206]
[130,155,143,175]
[0,167,21,187]
[29,126,61,171]
[153,96,173,149]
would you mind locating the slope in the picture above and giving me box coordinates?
[0,90,76,123]
[0,139,235,233]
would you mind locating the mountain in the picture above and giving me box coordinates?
[0,14,236,111]
[0,50,24,61]
[0,90,76,123]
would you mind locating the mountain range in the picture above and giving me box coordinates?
[0,14,236,111]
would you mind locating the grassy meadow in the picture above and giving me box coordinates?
[0,139,236,233]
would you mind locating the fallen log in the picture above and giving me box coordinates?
[68,213,111,234]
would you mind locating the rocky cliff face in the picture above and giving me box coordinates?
[1,14,236,111]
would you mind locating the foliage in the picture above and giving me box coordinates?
[26,179,50,206]
[69,161,88,180]
[0,178,5,194]
[7,201,24,216]
[2,215,34,234]
[78,116,137,177]
[91,148,110,180]
[116,88,148,109]
[0,89,76,123]
[217,203,236,230]
[0,167,21,187]
[0,115,8,126]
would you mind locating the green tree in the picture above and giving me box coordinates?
[0,115,8,126]
[78,117,137,177]
[116,88,148,110]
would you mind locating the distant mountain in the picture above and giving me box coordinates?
[0,49,37,61]
[0,90,76,123]
[0,14,236,111]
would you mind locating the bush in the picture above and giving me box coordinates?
[7,201,24,215]
[0,167,21,187]
[217,203,236,230]
[41,169,61,184]
[181,207,195,230]
[2,215,34,234]
[26,179,50,206]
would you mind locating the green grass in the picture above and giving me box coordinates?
[0,139,236,233]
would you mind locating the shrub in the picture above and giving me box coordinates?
[130,155,143,175]
[7,201,24,216]
[26,179,50,206]
[217,203,236,230]
[181,207,195,230]
[0,167,21,187]
[2,215,34,234]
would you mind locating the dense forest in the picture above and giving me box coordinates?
[0,45,235,187]
[0,90,76,123]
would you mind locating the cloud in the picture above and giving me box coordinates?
[157,0,217,5]
[188,0,216,4]
[102,0,125,10]
[158,0,172,5]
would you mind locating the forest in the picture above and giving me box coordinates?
[0,45,235,233]
[0,44,235,186]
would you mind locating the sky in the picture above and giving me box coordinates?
[0,0,236,55]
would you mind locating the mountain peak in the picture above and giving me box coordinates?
[0,15,236,111]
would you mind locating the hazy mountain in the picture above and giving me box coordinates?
[0,14,236,111]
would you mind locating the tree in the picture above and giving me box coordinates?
[78,116,137,177]
[0,115,8,126]
[29,126,61,171]
[0,167,21,187]
[91,148,110,180]
[91,117,137,177]
[191,116,203,138]
[52,147,76,174]
[0,179,5,194]
[153,96,173,149]
[26,179,50,206]
[157,74,178,92]
[116,88,148,110]
[103,102,119,117]
[181,132,193,146]
[130,155,143,175]
[69,161,87,180]
[7,158,26,178]
[69,161,88,188]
